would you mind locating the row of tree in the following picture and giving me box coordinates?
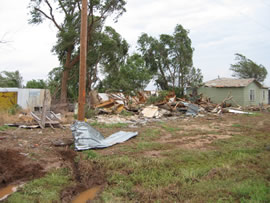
[27,0,205,101]
[1,1,267,103]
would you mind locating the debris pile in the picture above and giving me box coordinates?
[4,90,264,129]
[89,90,256,118]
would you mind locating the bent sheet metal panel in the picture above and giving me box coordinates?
[0,92,17,110]
[71,121,138,150]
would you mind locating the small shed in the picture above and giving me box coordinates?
[196,78,268,107]
[0,88,51,111]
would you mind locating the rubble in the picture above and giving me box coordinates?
[4,90,265,129]
[86,91,261,121]
[141,105,160,118]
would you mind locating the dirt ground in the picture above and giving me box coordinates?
[0,111,270,202]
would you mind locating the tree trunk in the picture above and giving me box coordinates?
[60,47,72,104]
[60,69,69,104]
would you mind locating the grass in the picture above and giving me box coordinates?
[82,150,98,159]
[6,168,71,203]
[0,125,11,131]
[160,123,181,132]
[94,114,270,202]
[232,123,242,127]
[4,113,270,203]
[89,121,129,128]
[138,128,160,141]
[97,141,270,202]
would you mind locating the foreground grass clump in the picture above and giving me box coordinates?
[6,169,71,203]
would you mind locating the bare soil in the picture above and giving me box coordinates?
[0,149,44,188]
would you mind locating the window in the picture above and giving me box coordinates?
[263,90,265,100]
[250,89,255,101]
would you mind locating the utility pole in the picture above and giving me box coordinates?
[78,0,88,121]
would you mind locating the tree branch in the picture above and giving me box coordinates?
[58,0,68,16]
[70,55,80,67]
[77,0,81,12]
[44,0,62,31]
[34,7,52,21]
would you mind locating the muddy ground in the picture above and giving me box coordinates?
[0,111,270,202]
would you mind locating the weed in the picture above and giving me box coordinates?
[85,108,98,118]
[8,104,22,115]
[82,150,98,159]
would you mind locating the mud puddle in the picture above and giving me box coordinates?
[72,186,101,203]
[0,185,17,201]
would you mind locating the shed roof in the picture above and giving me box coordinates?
[204,78,261,88]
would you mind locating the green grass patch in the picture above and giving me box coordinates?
[160,124,181,132]
[138,128,160,141]
[0,125,11,131]
[231,123,242,128]
[82,150,98,159]
[7,168,71,203]
[89,122,128,128]
[231,179,270,202]
[96,126,270,202]
[120,141,167,153]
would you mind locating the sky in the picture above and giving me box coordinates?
[0,0,270,88]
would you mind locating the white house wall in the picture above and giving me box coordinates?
[0,88,51,111]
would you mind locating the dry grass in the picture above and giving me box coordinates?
[0,111,21,125]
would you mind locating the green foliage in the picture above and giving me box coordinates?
[47,67,62,100]
[25,79,47,89]
[146,90,169,104]
[85,107,98,119]
[101,54,152,93]
[230,53,268,83]
[137,24,203,96]
[0,70,23,88]
[28,0,127,102]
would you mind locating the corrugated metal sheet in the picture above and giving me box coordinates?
[0,92,17,110]
[0,88,51,111]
